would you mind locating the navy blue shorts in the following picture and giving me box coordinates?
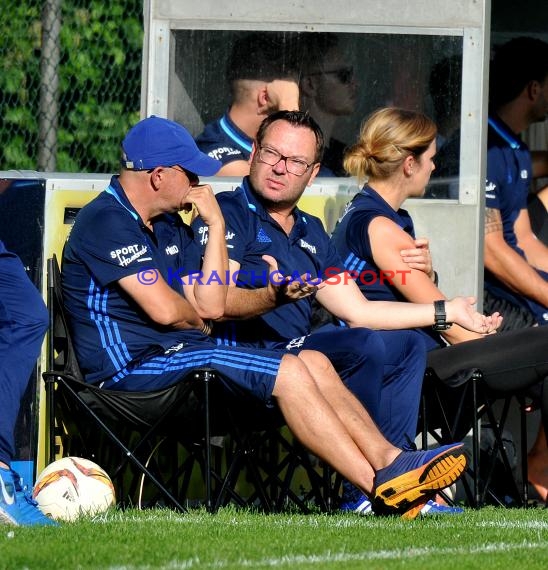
[100,341,287,405]
[263,324,426,450]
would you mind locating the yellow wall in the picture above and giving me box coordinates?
[38,188,101,471]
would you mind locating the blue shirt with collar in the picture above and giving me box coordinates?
[193,180,429,451]
[330,185,445,351]
[62,175,206,384]
[192,178,343,345]
[484,116,548,323]
[486,115,532,254]
[195,111,253,167]
[330,185,413,302]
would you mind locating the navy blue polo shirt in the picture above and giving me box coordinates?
[62,176,206,384]
[486,115,532,254]
[192,178,343,345]
[195,111,253,167]
[330,185,413,302]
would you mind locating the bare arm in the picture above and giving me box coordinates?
[182,185,228,320]
[399,236,436,282]
[514,207,548,272]
[216,160,251,177]
[484,207,548,306]
[316,277,497,333]
[119,273,205,330]
[372,217,484,343]
[531,150,548,181]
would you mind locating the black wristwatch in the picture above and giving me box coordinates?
[432,300,452,331]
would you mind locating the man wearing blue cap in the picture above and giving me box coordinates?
[62,115,471,519]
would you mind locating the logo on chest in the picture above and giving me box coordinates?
[299,239,317,254]
[110,244,149,267]
[256,228,272,243]
[165,244,179,255]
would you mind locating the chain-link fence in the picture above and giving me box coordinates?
[1,0,143,173]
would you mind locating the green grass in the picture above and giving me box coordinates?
[1,506,548,569]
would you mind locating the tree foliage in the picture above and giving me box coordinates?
[0,0,143,173]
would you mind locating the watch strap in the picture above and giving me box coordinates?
[432,299,451,331]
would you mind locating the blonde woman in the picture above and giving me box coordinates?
[330,107,548,503]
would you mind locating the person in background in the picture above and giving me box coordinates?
[195,32,300,176]
[0,240,57,526]
[299,33,358,176]
[483,37,548,329]
[193,110,501,516]
[61,115,470,520]
[330,106,548,504]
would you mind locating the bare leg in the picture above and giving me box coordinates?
[528,423,548,502]
[274,352,466,516]
[273,354,373,493]
[298,350,400,470]
[273,353,398,495]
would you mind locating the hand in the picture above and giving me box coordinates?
[446,296,503,334]
[262,255,322,304]
[265,79,300,112]
[400,237,435,279]
[184,185,225,229]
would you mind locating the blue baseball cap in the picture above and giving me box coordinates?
[121,116,221,176]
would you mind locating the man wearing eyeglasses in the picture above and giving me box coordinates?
[61,115,477,519]
[193,110,500,516]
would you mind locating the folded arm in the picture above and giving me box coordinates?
[379,219,485,343]
[484,207,548,307]
[118,274,206,330]
[514,207,548,272]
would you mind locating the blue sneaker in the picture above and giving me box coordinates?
[401,497,464,519]
[339,481,373,515]
[340,481,463,519]
[420,499,464,515]
[0,468,58,526]
[373,443,466,515]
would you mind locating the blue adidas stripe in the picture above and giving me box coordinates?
[220,116,253,152]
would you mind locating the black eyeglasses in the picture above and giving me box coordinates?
[308,66,354,85]
[257,146,315,176]
[146,165,199,185]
